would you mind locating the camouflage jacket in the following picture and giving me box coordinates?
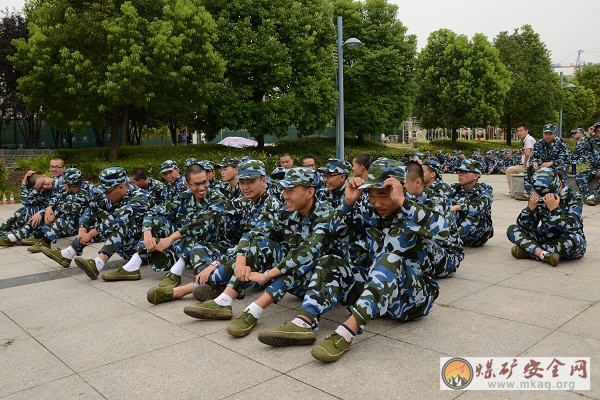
[529,137,572,173]
[341,193,456,275]
[223,190,281,247]
[147,177,167,205]
[80,184,149,234]
[572,134,600,168]
[53,181,95,219]
[515,185,584,241]
[20,184,58,218]
[321,181,347,209]
[162,188,226,244]
[162,176,187,203]
[215,180,242,202]
[236,198,342,278]
[448,182,493,244]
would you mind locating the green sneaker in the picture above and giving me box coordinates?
[0,237,16,247]
[102,267,141,281]
[183,300,232,320]
[584,198,596,206]
[41,247,72,268]
[73,256,99,279]
[27,240,50,253]
[193,284,226,302]
[513,194,529,201]
[311,332,352,363]
[20,237,39,246]
[227,310,258,338]
[158,272,181,287]
[258,321,316,347]
[543,252,560,267]
[511,246,530,259]
[147,286,174,304]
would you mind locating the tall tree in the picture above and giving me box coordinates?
[494,25,560,145]
[575,63,600,122]
[415,29,511,147]
[561,84,597,130]
[11,0,223,159]
[331,0,417,145]
[0,8,29,147]
[196,0,337,150]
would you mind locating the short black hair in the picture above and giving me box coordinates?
[516,122,529,130]
[405,160,424,182]
[353,153,372,169]
[185,164,206,181]
[130,168,148,181]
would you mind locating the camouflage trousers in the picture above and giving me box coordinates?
[0,207,31,237]
[135,223,181,272]
[300,252,440,332]
[575,167,600,198]
[190,242,232,276]
[456,214,493,247]
[506,224,586,260]
[229,237,306,303]
[78,210,143,261]
[16,214,78,242]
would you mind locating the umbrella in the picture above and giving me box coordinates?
[218,136,258,148]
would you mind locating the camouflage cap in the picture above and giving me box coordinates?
[456,159,482,175]
[217,156,240,168]
[238,159,267,180]
[98,167,128,192]
[486,150,496,156]
[278,167,315,188]
[543,124,557,133]
[270,166,288,181]
[160,160,178,174]
[239,156,252,163]
[63,168,83,187]
[532,167,560,195]
[594,122,600,127]
[184,158,199,168]
[570,128,585,135]
[413,152,424,159]
[317,158,351,175]
[199,160,215,171]
[422,159,441,178]
[359,158,406,189]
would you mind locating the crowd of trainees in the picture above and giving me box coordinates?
[0,149,586,363]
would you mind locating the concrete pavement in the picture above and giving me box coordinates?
[0,174,599,399]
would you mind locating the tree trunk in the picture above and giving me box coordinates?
[50,126,60,148]
[62,126,73,149]
[357,132,364,146]
[93,128,105,147]
[168,117,178,145]
[122,104,129,146]
[451,128,458,150]
[256,134,265,152]
[505,118,512,146]
[107,107,120,161]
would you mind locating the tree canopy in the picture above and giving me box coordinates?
[329,0,417,145]
[195,0,337,151]
[493,25,560,145]
[576,63,600,123]
[415,29,511,147]
[10,0,224,160]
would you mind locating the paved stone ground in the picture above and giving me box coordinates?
[0,174,598,400]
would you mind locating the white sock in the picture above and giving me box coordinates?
[291,317,312,329]
[539,251,550,260]
[214,293,233,306]
[122,252,142,272]
[245,302,264,319]
[61,246,77,259]
[335,324,356,343]
[587,195,595,200]
[169,258,186,276]
[94,257,106,271]
[7,233,17,243]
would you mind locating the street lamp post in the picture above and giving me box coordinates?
[558,71,576,138]
[336,16,361,160]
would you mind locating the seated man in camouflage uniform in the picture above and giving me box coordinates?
[146,159,280,304]
[256,159,446,362]
[570,128,600,206]
[517,124,571,201]
[100,163,225,282]
[40,167,150,276]
[507,167,586,267]
[130,168,167,205]
[318,158,352,209]
[182,167,341,339]
[160,160,187,200]
[449,159,494,247]
[215,157,242,201]
[11,169,94,252]
[0,170,60,242]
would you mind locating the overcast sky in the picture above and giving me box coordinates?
[4,0,599,67]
